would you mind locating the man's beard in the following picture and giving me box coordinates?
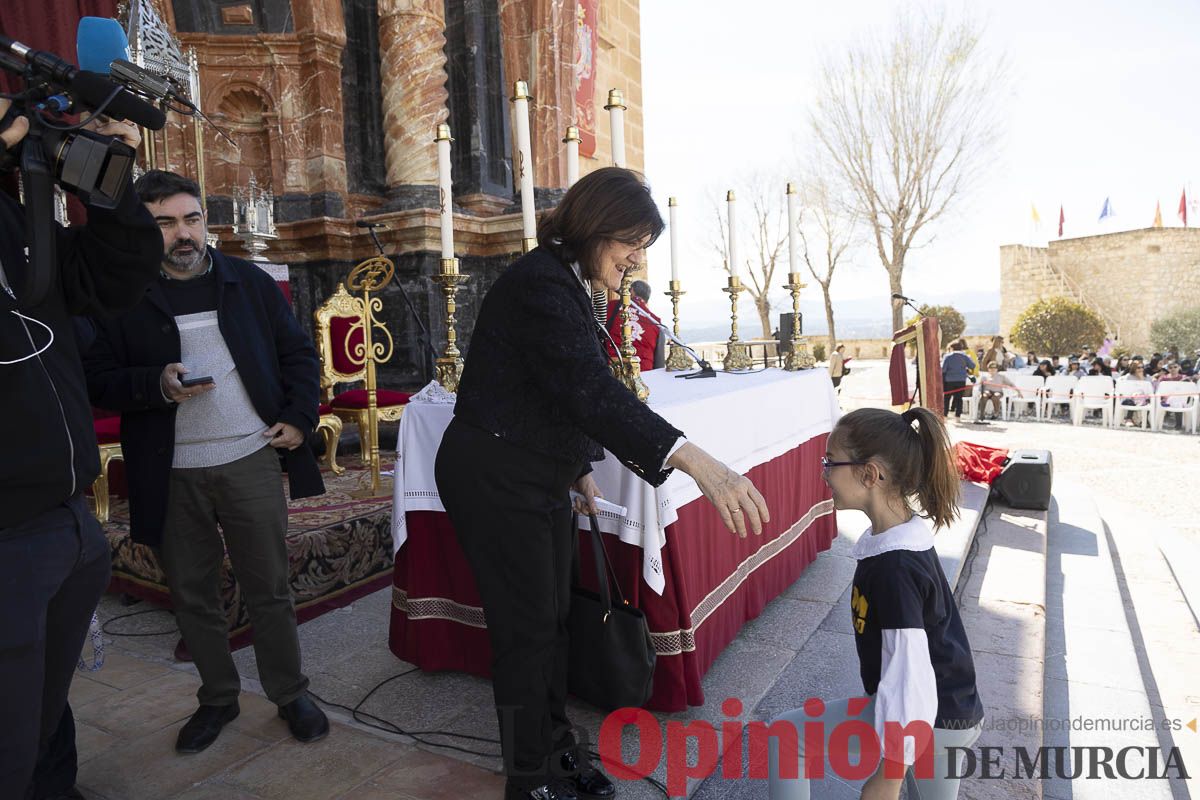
[166,239,206,272]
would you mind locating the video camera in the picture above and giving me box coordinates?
[0,29,165,307]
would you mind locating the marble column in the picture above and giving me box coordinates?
[499,0,577,191]
[378,0,450,206]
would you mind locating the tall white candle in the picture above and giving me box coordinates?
[605,89,626,168]
[436,123,454,260]
[726,190,738,279]
[786,182,799,275]
[511,80,536,239]
[563,126,580,188]
[668,197,680,282]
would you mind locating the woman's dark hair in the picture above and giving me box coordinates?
[134,169,203,205]
[536,167,664,279]
[831,407,960,530]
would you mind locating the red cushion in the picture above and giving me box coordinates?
[94,416,121,444]
[329,315,365,376]
[319,403,333,415]
[331,389,412,410]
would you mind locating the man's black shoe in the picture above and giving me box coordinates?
[561,750,616,798]
[277,694,329,743]
[175,702,239,753]
[505,780,579,800]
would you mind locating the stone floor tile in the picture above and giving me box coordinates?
[77,727,265,799]
[221,724,407,800]
[84,651,177,691]
[75,669,201,741]
[344,746,505,800]
[69,674,121,708]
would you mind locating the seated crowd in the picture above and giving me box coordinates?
[940,336,1198,430]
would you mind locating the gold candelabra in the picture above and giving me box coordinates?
[611,273,650,401]
[345,256,397,497]
[782,272,816,370]
[664,280,693,371]
[722,276,753,371]
[434,258,467,392]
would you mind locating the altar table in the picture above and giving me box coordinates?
[388,368,840,711]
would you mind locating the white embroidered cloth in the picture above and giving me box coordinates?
[391,368,840,595]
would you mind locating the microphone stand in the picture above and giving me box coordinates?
[632,306,716,379]
[364,226,438,384]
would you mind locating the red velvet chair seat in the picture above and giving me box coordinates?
[94,414,121,444]
[331,389,412,410]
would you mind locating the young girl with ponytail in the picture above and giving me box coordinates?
[769,407,985,800]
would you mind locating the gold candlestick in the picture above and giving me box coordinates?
[722,276,753,371]
[782,272,816,370]
[434,258,468,392]
[664,280,693,371]
[345,256,397,497]
[611,272,650,401]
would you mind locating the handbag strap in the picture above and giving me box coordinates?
[573,512,630,620]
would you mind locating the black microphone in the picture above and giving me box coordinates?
[0,35,166,130]
[68,70,166,130]
[355,220,389,228]
[629,304,717,379]
[891,293,912,301]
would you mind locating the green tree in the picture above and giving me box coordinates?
[905,304,966,346]
[1010,297,1105,356]
[1150,307,1200,356]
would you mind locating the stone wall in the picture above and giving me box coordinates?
[1000,228,1200,351]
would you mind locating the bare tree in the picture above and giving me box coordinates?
[796,174,858,351]
[810,10,1006,332]
[709,179,789,338]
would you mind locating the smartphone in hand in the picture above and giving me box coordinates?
[179,375,214,388]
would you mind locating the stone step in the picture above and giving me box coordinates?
[1041,482,1184,799]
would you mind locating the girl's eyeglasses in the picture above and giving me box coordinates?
[821,455,883,480]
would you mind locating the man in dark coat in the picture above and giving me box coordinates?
[83,170,328,755]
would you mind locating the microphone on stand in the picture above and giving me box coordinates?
[630,304,716,379]
[891,292,923,316]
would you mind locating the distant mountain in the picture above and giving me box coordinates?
[681,309,999,342]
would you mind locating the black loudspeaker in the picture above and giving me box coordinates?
[991,449,1053,510]
[778,312,802,353]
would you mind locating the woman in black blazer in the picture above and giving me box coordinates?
[435,168,769,800]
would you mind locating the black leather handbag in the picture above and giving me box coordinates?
[567,514,656,710]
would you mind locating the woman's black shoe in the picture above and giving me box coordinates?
[561,751,616,798]
[505,780,579,800]
[277,694,329,743]
[175,701,239,753]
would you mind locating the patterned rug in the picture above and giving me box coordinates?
[104,459,395,650]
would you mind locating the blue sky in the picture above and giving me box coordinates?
[637,0,1200,332]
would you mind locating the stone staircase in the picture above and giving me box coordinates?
[1020,250,1123,342]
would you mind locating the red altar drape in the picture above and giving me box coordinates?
[389,435,837,712]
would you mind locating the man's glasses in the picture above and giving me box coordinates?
[821,455,883,480]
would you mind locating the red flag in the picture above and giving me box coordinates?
[1057,205,1064,237]
[1180,189,1188,227]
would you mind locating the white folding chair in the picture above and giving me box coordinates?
[1041,374,1077,421]
[1112,379,1154,429]
[1072,375,1114,427]
[1154,380,1199,433]
[1006,374,1044,421]
[960,381,981,421]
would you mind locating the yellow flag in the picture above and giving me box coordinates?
[1031,203,1041,225]
[1153,201,1163,228]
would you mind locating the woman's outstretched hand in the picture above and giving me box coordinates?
[667,442,770,538]
[572,473,603,515]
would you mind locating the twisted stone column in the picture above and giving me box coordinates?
[378,0,450,194]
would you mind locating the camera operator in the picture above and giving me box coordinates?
[0,97,163,800]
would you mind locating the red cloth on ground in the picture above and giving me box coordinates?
[889,343,910,405]
[605,298,661,368]
[955,441,1010,484]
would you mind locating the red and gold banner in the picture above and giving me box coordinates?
[573,0,599,158]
